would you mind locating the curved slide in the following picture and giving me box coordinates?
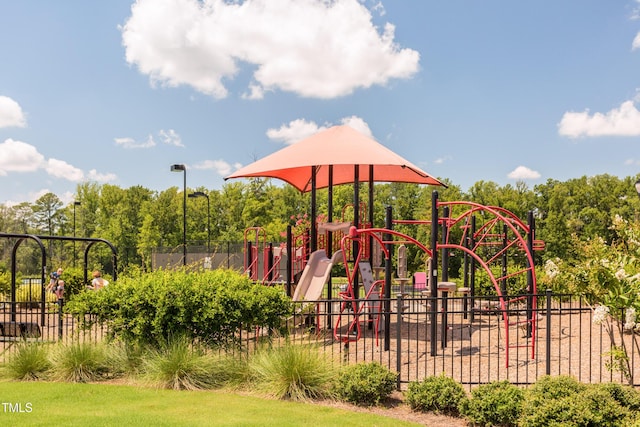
[292,249,343,302]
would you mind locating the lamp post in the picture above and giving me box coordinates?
[188,191,210,253]
[171,164,187,266]
[73,201,81,268]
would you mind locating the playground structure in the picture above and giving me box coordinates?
[245,191,544,367]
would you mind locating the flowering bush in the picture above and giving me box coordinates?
[544,215,640,384]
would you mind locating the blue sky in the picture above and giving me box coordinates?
[1,0,640,206]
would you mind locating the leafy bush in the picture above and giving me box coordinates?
[596,382,640,412]
[521,374,586,422]
[461,380,523,427]
[334,362,397,406]
[520,383,632,427]
[405,373,467,416]
[1,342,51,381]
[48,342,110,383]
[0,270,11,297]
[142,335,219,390]
[65,269,293,348]
[249,343,337,401]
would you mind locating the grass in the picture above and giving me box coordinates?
[249,343,337,400]
[1,342,51,381]
[48,342,109,383]
[0,381,421,426]
[142,336,220,390]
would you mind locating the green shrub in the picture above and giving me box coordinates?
[1,342,51,381]
[249,343,336,401]
[520,384,632,427]
[405,373,467,416]
[65,269,293,348]
[0,270,11,297]
[461,380,523,427]
[48,342,110,383]
[520,375,586,425]
[595,382,640,412]
[142,335,220,390]
[525,374,586,401]
[334,362,397,407]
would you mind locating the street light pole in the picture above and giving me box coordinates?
[73,201,81,268]
[171,164,187,267]
[188,191,210,253]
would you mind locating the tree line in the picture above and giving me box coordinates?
[1,174,639,275]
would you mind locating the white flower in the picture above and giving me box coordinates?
[612,214,625,227]
[615,269,628,281]
[624,307,637,331]
[593,305,610,325]
[544,260,559,280]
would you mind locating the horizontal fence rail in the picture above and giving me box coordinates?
[2,291,639,389]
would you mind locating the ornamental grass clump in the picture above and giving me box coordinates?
[104,340,146,379]
[142,335,218,391]
[334,362,397,407]
[249,343,337,401]
[405,373,468,416]
[48,342,110,383]
[1,342,51,381]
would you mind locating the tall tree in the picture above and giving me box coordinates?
[31,193,63,235]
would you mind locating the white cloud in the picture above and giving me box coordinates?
[558,100,640,138]
[0,139,116,191]
[267,119,327,145]
[507,166,541,180]
[434,155,452,165]
[45,159,85,181]
[121,0,420,99]
[0,96,27,128]
[159,129,184,147]
[4,189,60,207]
[114,135,156,148]
[193,159,240,176]
[266,115,373,145]
[0,139,45,175]
[86,169,117,183]
[633,32,640,50]
[339,116,373,137]
[625,158,640,166]
[59,191,77,206]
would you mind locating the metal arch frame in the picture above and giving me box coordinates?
[0,233,47,325]
[433,198,538,365]
[0,233,118,327]
[33,235,118,283]
[337,197,539,366]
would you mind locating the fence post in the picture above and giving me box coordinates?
[58,298,64,340]
[396,294,402,390]
[546,289,552,375]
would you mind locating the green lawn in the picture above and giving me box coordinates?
[0,382,420,426]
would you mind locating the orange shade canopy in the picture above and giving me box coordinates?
[225,125,446,192]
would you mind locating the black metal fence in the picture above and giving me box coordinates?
[2,291,639,389]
